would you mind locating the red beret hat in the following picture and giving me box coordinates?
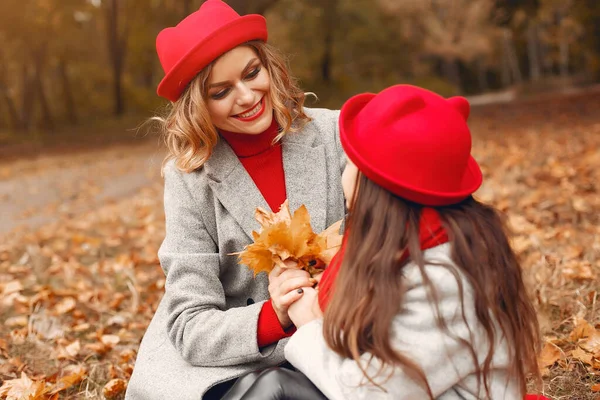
[156,0,268,102]
[339,85,482,206]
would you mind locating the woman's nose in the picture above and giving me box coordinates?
[235,82,255,107]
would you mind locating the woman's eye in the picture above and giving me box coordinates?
[210,88,230,100]
[245,67,261,80]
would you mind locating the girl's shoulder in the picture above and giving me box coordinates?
[402,243,466,297]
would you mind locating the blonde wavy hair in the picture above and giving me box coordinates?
[155,41,311,173]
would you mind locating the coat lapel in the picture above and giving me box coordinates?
[204,139,268,241]
[282,134,328,234]
[204,129,329,241]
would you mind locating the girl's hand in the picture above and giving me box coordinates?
[288,286,322,328]
[268,265,315,329]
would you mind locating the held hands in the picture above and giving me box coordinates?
[268,263,316,329]
[288,286,322,328]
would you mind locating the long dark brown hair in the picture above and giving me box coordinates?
[322,173,541,398]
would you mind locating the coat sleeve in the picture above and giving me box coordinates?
[159,163,277,367]
[285,263,505,399]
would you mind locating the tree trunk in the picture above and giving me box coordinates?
[20,62,36,132]
[32,48,54,131]
[527,21,541,81]
[0,77,21,130]
[502,28,523,84]
[539,39,553,75]
[443,58,462,94]
[476,58,489,92]
[143,50,155,89]
[560,33,570,78]
[320,0,338,83]
[501,49,511,87]
[0,56,21,130]
[106,0,126,116]
[58,58,77,124]
[183,0,192,16]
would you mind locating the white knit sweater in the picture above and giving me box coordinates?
[285,244,520,400]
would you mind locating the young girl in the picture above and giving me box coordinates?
[126,1,345,399]
[285,85,543,399]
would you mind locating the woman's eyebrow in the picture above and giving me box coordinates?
[208,58,259,89]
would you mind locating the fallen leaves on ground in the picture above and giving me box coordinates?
[0,182,164,399]
[0,91,599,399]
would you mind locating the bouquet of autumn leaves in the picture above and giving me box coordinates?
[234,200,343,277]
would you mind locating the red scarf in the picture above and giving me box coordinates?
[318,207,449,310]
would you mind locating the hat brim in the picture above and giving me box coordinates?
[157,15,268,102]
[339,93,483,206]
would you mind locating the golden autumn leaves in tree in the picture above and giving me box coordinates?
[235,200,343,277]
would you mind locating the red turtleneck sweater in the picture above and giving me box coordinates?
[220,119,295,348]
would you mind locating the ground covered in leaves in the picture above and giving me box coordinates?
[1,91,600,399]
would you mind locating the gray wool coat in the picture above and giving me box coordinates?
[126,108,346,400]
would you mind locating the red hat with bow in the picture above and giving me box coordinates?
[156,0,268,102]
[339,85,483,206]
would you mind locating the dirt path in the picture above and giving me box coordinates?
[0,141,165,239]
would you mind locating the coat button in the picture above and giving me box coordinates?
[247,298,255,305]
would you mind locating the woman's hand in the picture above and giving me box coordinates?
[268,265,315,329]
[288,287,322,328]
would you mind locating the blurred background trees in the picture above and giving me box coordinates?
[0,0,598,136]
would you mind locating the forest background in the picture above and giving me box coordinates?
[1,0,599,144]
[1,1,600,399]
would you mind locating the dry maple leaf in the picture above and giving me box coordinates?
[47,367,86,395]
[0,372,49,400]
[538,342,563,370]
[235,200,343,276]
[103,378,127,399]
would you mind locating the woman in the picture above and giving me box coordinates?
[126,1,345,399]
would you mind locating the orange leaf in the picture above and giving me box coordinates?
[538,342,563,369]
[571,347,593,365]
[103,378,127,399]
[54,297,76,315]
[48,366,86,395]
[236,200,343,277]
[569,318,596,342]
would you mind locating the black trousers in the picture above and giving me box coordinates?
[204,364,327,400]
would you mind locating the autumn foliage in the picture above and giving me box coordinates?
[0,92,600,398]
[236,200,343,277]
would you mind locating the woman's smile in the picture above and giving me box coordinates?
[206,46,273,135]
[232,97,266,122]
